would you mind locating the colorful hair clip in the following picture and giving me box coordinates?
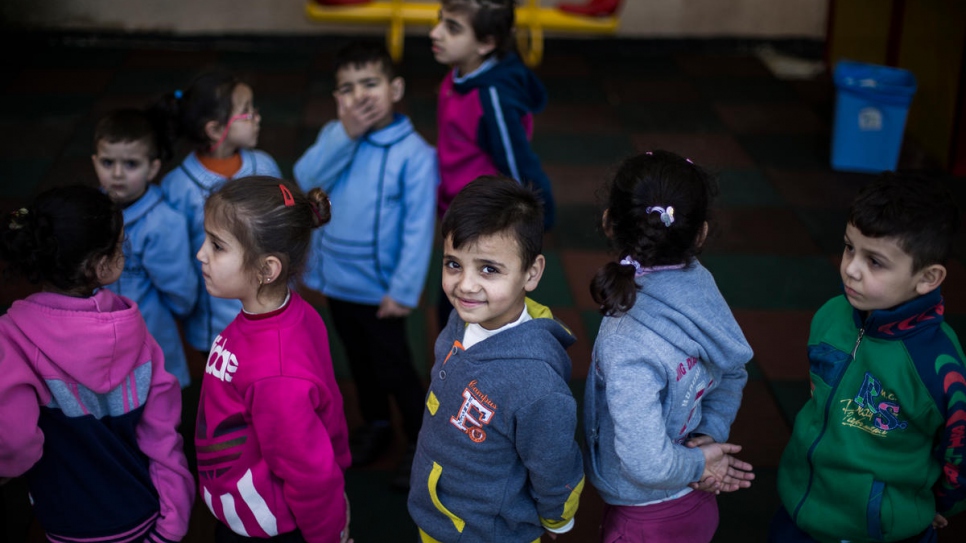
[646,205,674,227]
[173,89,183,100]
[619,255,646,277]
[8,208,28,230]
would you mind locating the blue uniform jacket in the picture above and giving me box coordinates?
[104,185,197,387]
[161,148,281,352]
[293,114,438,308]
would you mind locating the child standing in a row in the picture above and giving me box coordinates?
[160,72,281,357]
[194,177,352,543]
[0,186,194,542]
[92,109,197,389]
[294,42,437,485]
[584,151,755,543]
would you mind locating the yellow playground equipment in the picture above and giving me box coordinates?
[304,0,621,67]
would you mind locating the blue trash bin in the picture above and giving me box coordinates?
[831,60,917,173]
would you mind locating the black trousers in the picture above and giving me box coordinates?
[328,298,425,442]
[215,522,306,542]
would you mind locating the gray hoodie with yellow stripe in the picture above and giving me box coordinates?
[407,299,584,543]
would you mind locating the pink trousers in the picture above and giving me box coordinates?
[600,490,719,543]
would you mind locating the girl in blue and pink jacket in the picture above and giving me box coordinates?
[0,185,194,543]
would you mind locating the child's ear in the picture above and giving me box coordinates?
[523,254,546,293]
[476,36,497,59]
[915,263,947,295]
[147,158,162,182]
[204,120,223,145]
[390,77,405,103]
[696,221,710,249]
[259,255,283,286]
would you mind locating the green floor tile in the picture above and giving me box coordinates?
[768,379,812,427]
[541,76,610,103]
[257,96,307,127]
[531,249,574,307]
[107,68,198,94]
[795,208,850,255]
[692,75,798,102]
[701,254,841,310]
[552,203,611,251]
[344,469,417,541]
[531,133,634,166]
[737,133,831,171]
[0,94,95,121]
[617,102,726,133]
[580,309,604,347]
[0,159,52,198]
[717,169,785,207]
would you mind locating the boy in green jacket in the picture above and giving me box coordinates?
[772,173,966,543]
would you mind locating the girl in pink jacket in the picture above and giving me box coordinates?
[0,185,194,542]
[194,176,352,543]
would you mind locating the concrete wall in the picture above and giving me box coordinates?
[2,0,828,39]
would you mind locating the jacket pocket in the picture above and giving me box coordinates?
[429,462,466,534]
[866,479,885,540]
[808,342,850,387]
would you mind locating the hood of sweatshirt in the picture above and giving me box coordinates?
[5,290,151,393]
[452,53,548,114]
[443,297,575,382]
[365,112,416,147]
[626,261,752,373]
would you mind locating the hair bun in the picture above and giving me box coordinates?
[307,187,331,228]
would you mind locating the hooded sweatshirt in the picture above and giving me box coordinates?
[0,290,194,543]
[161,148,281,351]
[436,53,555,228]
[293,113,438,308]
[584,261,752,506]
[408,299,585,543]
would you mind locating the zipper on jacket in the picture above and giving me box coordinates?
[792,324,866,522]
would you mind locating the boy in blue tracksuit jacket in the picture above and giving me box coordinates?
[294,42,438,479]
[92,109,197,388]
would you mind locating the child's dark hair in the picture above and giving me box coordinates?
[1,185,123,294]
[154,71,243,152]
[591,151,719,316]
[442,0,517,59]
[93,108,172,162]
[204,176,331,291]
[849,172,960,271]
[441,175,543,268]
[334,41,397,80]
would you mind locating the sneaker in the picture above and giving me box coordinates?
[391,444,417,491]
[349,421,393,467]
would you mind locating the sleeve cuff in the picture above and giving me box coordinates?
[542,517,575,534]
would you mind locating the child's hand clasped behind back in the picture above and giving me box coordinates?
[686,434,755,493]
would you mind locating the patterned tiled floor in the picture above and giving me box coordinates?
[2,33,966,542]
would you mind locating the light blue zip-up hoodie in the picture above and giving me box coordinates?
[584,261,752,506]
[104,184,197,387]
[293,113,438,308]
[160,148,280,352]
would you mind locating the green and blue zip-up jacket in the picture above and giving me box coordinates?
[778,288,966,542]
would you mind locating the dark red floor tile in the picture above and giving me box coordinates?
[733,310,813,381]
[714,102,827,134]
[122,49,220,69]
[538,103,624,134]
[676,54,771,77]
[711,207,822,256]
[729,380,791,468]
[546,306,591,380]
[630,133,755,169]
[8,68,114,94]
[533,54,593,78]
[560,250,611,311]
[764,167,873,210]
[302,94,336,127]
[544,164,614,205]
[257,125,300,161]
[0,121,75,159]
[602,78,702,104]
[245,71,309,96]
[941,259,966,315]
[39,157,99,192]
